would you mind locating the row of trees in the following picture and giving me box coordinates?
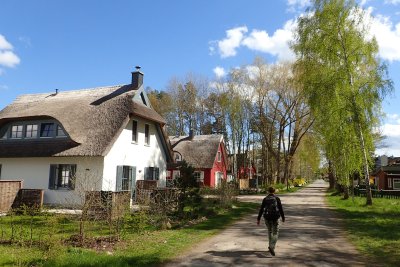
[149,0,392,205]
[148,58,320,188]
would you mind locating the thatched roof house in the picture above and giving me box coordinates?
[168,134,228,187]
[0,72,170,158]
[0,68,173,205]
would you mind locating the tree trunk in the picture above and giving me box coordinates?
[358,123,373,205]
[343,185,349,200]
[328,160,335,189]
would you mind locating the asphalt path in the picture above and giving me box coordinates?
[163,179,368,267]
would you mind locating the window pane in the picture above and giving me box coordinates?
[25,124,38,138]
[145,124,150,145]
[57,125,66,137]
[394,179,400,189]
[132,121,137,142]
[40,123,55,137]
[11,125,23,138]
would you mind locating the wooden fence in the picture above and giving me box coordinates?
[355,188,400,199]
[0,180,22,213]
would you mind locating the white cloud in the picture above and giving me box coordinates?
[376,116,400,156]
[242,20,296,61]
[213,66,226,78]
[0,35,13,50]
[358,7,400,61]
[0,34,20,68]
[217,26,248,58]
[211,20,295,61]
[287,0,311,13]
[0,50,20,67]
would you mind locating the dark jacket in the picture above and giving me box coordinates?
[257,194,285,222]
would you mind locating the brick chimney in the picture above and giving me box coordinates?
[131,66,144,89]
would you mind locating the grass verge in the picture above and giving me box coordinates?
[327,194,400,267]
[0,201,258,267]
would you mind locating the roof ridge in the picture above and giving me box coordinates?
[16,84,127,99]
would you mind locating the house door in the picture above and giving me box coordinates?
[116,165,137,199]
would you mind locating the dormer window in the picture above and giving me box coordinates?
[40,123,55,137]
[10,125,23,139]
[175,153,182,162]
[0,120,68,141]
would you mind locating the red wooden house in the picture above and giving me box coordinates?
[167,134,228,187]
[374,165,400,190]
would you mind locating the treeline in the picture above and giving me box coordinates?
[148,58,320,186]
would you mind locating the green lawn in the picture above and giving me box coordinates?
[327,194,400,267]
[0,201,258,267]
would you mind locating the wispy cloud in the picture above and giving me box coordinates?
[384,0,400,5]
[286,0,311,13]
[211,26,248,58]
[0,34,21,70]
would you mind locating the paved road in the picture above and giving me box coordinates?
[163,180,367,267]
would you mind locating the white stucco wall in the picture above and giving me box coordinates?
[0,157,104,206]
[103,116,168,191]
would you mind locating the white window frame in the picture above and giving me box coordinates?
[388,178,393,188]
[393,178,400,189]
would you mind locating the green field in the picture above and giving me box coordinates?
[327,194,400,267]
[0,201,258,267]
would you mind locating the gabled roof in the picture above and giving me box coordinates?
[169,134,225,169]
[0,84,167,157]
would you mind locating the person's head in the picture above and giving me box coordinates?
[268,186,276,194]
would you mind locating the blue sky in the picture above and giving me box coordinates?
[1,0,400,155]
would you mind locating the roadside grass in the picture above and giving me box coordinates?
[0,201,258,267]
[327,194,400,267]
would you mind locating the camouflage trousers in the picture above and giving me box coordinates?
[265,219,280,249]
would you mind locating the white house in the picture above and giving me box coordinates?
[0,68,173,206]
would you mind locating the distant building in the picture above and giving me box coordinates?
[168,134,228,187]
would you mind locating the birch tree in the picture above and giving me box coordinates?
[292,0,393,204]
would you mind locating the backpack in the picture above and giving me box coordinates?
[263,195,280,220]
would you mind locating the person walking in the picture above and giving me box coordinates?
[257,186,285,256]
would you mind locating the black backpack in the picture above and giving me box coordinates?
[263,195,280,220]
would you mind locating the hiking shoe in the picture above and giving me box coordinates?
[268,247,275,256]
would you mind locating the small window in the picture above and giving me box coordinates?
[25,124,38,138]
[10,125,23,139]
[40,123,55,137]
[393,179,400,189]
[56,125,66,137]
[48,164,76,190]
[145,167,159,180]
[0,164,2,180]
[1,126,8,139]
[145,124,150,145]
[172,170,180,180]
[217,151,222,162]
[175,153,182,162]
[194,171,204,183]
[132,120,138,143]
[388,178,393,188]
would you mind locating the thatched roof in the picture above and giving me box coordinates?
[0,84,167,157]
[169,134,224,169]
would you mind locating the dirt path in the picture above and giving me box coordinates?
[163,180,367,267]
